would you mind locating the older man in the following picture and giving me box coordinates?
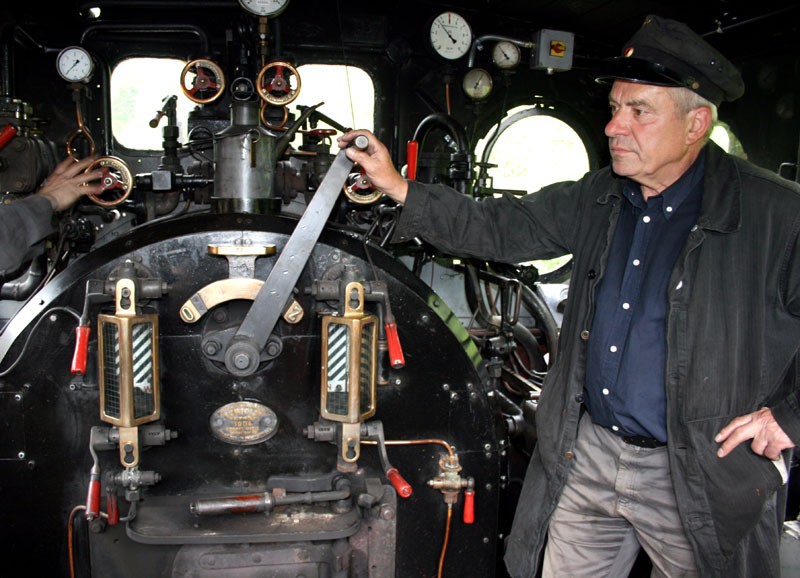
[340,15,800,577]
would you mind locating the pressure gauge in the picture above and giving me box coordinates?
[238,0,290,17]
[56,46,95,83]
[429,12,472,60]
[462,68,493,100]
[492,41,521,70]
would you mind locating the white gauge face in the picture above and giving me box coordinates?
[56,46,94,83]
[429,12,472,60]
[462,68,493,100]
[238,0,290,16]
[492,41,521,69]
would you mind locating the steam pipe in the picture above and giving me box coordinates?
[80,24,210,55]
[412,113,469,153]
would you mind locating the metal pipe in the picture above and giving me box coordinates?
[467,35,533,68]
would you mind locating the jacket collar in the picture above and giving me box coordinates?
[597,142,741,234]
[696,141,741,234]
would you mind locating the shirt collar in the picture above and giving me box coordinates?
[622,148,706,219]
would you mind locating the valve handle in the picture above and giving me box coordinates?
[106,491,119,526]
[463,488,475,524]
[384,322,405,369]
[386,467,413,498]
[0,124,18,152]
[85,476,101,520]
[406,140,418,181]
[71,326,91,375]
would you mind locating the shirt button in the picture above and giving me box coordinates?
[632,259,641,266]
[580,330,590,341]
[602,388,610,395]
[622,302,630,310]
[666,206,673,213]
[574,393,584,403]
[676,281,683,290]
[643,216,651,223]
[612,425,620,432]
[564,452,575,459]
[610,345,618,352]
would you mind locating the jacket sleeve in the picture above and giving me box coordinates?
[0,195,55,276]
[392,179,587,264]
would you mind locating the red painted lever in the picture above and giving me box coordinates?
[384,322,405,369]
[106,491,119,526]
[386,467,413,498]
[406,140,418,180]
[463,488,475,524]
[0,124,17,152]
[71,326,90,375]
[85,476,101,520]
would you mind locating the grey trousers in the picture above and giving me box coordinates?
[542,413,699,578]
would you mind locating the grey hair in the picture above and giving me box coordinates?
[667,86,718,140]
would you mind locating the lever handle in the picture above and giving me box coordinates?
[0,124,18,152]
[384,322,405,369]
[463,488,475,524]
[406,140,418,180]
[85,475,101,520]
[106,491,119,526]
[71,326,90,375]
[386,467,413,498]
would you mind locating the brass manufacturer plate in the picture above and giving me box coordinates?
[209,401,279,445]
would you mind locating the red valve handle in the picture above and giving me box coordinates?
[386,467,413,498]
[463,488,475,524]
[0,124,18,152]
[385,322,405,369]
[85,476,101,520]
[406,140,418,181]
[106,491,119,526]
[71,326,90,375]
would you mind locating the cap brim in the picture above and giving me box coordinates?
[595,57,685,88]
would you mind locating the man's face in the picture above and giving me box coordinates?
[605,80,695,195]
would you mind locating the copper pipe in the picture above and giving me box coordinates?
[438,503,453,578]
[362,437,455,456]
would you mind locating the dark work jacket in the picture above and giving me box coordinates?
[393,142,800,577]
[0,194,55,276]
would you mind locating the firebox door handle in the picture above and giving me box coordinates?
[223,135,369,377]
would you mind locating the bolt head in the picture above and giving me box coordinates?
[233,353,251,369]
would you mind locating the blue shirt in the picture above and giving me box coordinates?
[584,151,705,441]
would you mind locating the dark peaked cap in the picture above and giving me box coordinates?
[596,15,745,106]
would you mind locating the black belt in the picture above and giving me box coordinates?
[620,434,666,449]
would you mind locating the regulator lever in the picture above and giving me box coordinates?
[224,135,369,376]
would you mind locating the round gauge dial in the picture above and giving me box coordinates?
[429,12,472,60]
[492,41,521,70]
[56,46,95,83]
[238,0,290,17]
[462,68,493,100]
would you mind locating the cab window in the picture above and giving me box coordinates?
[111,58,195,150]
[475,105,591,280]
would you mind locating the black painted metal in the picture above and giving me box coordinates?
[0,212,503,577]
